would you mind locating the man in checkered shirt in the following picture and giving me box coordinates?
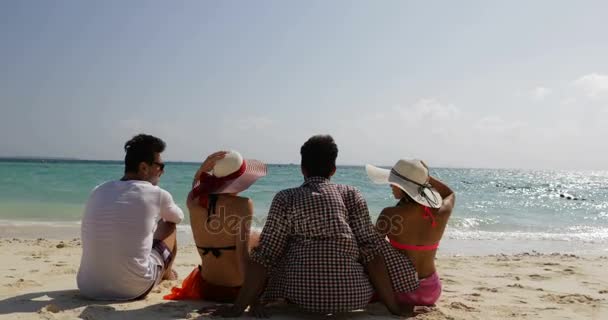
[211,135,419,317]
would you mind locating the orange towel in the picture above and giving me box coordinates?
[163,267,203,300]
[164,267,241,302]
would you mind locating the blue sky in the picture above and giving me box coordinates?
[1,0,608,169]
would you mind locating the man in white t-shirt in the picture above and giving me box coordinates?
[77,134,184,300]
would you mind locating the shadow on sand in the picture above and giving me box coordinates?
[0,289,401,319]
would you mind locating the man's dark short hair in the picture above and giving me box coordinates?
[300,135,338,178]
[124,134,166,173]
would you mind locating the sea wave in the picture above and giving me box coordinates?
[446,227,608,243]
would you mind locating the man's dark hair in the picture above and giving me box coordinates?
[300,135,338,178]
[124,134,166,173]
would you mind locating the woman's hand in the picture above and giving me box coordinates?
[194,151,228,180]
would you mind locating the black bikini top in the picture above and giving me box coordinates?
[196,245,237,258]
[199,195,237,258]
[207,194,218,223]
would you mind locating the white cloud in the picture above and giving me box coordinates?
[396,99,461,139]
[474,116,526,134]
[333,94,606,169]
[394,98,460,122]
[573,73,608,99]
[103,91,608,169]
[560,97,577,106]
[532,86,552,101]
[334,98,472,166]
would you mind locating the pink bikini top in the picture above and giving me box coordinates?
[389,206,439,251]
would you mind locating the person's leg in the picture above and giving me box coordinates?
[132,264,164,300]
[154,220,178,280]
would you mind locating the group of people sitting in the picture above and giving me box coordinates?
[76,133,455,317]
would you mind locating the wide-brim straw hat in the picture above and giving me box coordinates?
[365,159,442,208]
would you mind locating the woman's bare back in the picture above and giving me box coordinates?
[188,194,253,287]
[384,202,451,277]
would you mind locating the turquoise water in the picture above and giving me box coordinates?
[1,160,608,250]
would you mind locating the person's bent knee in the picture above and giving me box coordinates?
[154,220,177,240]
[158,220,177,230]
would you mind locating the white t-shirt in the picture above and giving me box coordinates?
[77,180,184,300]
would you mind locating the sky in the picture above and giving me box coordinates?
[1,0,608,170]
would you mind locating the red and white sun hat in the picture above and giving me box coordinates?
[211,150,267,194]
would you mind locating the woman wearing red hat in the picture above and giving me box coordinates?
[165,150,267,302]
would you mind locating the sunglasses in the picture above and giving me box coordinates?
[152,161,165,171]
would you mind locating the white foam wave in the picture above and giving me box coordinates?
[446,228,608,243]
[0,219,81,227]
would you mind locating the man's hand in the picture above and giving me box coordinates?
[387,302,414,317]
[249,300,269,318]
[199,304,246,318]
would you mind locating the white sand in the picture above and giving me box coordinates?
[1,237,607,319]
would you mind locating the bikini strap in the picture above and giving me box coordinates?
[196,245,237,258]
[198,247,221,258]
[422,206,437,228]
[389,238,439,251]
[207,194,218,223]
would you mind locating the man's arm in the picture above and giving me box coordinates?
[347,189,412,316]
[210,192,291,317]
[367,254,412,315]
[230,260,268,314]
[375,208,395,237]
[235,199,254,279]
[159,189,184,223]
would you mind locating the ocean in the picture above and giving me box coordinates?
[1,159,607,255]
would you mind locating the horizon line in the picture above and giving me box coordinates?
[1,156,607,172]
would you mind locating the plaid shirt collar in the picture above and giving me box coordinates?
[303,176,331,185]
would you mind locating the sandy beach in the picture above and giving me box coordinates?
[0,235,606,320]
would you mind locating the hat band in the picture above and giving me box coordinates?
[191,160,247,207]
[390,168,440,207]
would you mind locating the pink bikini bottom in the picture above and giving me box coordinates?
[396,272,442,306]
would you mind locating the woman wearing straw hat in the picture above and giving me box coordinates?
[164,150,267,302]
[366,159,455,306]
